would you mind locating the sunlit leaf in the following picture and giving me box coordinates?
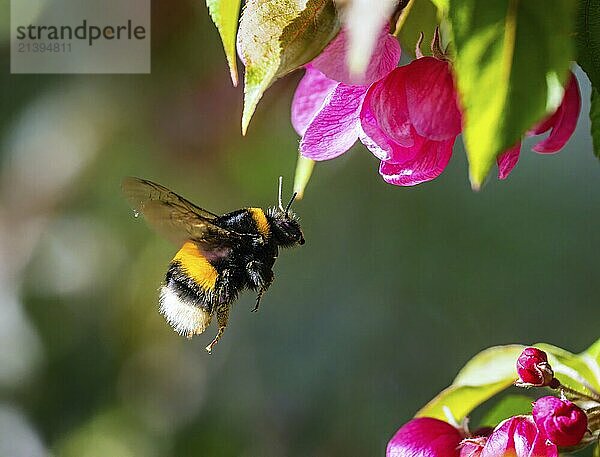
[293,154,315,199]
[416,381,514,422]
[479,395,534,428]
[537,342,600,394]
[335,0,396,78]
[206,0,242,86]
[585,337,600,361]
[453,344,524,385]
[416,345,524,421]
[581,337,600,391]
[237,0,340,134]
[430,0,448,15]
[395,0,438,58]
[448,0,576,189]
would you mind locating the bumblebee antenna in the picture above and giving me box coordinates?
[285,192,297,215]
[278,176,284,211]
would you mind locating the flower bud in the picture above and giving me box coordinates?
[532,396,588,447]
[516,347,555,387]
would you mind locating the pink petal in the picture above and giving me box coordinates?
[497,141,522,180]
[358,125,395,161]
[291,67,338,136]
[360,76,413,161]
[360,67,414,153]
[311,27,401,86]
[363,31,402,85]
[481,417,558,457]
[460,438,487,457]
[379,137,454,186]
[384,128,427,164]
[405,57,462,141]
[531,73,581,153]
[515,417,558,457]
[299,84,367,160]
[387,417,463,457]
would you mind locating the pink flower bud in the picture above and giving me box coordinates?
[516,347,555,387]
[532,396,588,447]
[387,417,463,457]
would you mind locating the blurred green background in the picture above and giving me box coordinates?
[1,2,599,456]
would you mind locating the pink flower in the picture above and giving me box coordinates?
[480,416,557,457]
[292,27,400,160]
[516,347,555,387]
[360,56,462,186]
[532,396,588,447]
[497,72,581,179]
[386,417,463,457]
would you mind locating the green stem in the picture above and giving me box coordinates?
[558,383,600,404]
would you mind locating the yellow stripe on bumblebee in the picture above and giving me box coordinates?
[248,207,270,237]
[172,241,219,290]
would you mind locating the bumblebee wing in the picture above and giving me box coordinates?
[121,177,238,246]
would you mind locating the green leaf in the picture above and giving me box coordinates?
[537,342,600,394]
[581,336,600,391]
[575,0,600,161]
[416,381,513,423]
[594,443,600,457]
[416,345,524,421]
[395,0,439,58]
[448,0,576,189]
[430,0,448,15]
[293,154,315,199]
[585,336,600,361]
[237,0,340,134]
[207,0,243,86]
[479,394,533,427]
[575,0,600,88]
[591,88,600,159]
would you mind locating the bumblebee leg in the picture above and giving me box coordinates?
[251,288,266,313]
[246,261,273,313]
[205,305,230,353]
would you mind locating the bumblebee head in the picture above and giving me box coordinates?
[268,177,305,248]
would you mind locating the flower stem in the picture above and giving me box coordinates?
[557,383,600,404]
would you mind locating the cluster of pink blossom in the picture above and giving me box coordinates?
[292,28,581,186]
[386,348,595,456]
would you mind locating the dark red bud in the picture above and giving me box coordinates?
[516,347,555,387]
[532,396,588,447]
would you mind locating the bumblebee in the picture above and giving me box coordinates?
[122,177,304,352]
